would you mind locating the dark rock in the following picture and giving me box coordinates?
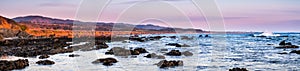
[133,48,148,53]
[92,58,118,66]
[279,40,293,46]
[279,40,286,45]
[130,50,140,55]
[277,52,288,54]
[290,50,300,54]
[95,41,109,49]
[38,54,50,59]
[166,43,181,47]
[69,54,80,57]
[36,60,55,65]
[169,36,176,39]
[166,50,182,56]
[0,59,29,70]
[155,60,183,68]
[129,37,145,42]
[144,53,165,59]
[199,35,203,37]
[182,51,193,56]
[205,35,209,37]
[275,45,299,48]
[166,43,190,47]
[229,67,248,71]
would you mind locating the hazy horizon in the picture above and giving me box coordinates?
[1,0,300,32]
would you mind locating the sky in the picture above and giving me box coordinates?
[0,0,300,32]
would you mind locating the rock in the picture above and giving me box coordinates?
[229,67,248,71]
[166,43,190,47]
[166,50,182,56]
[36,60,55,65]
[169,36,176,39]
[279,40,286,46]
[155,60,183,68]
[129,37,145,42]
[0,59,29,70]
[182,51,193,56]
[290,50,300,54]
[166,43,181,47]
[277,52,288,54]
[276,40,299,48]
[133,48,148,53]
[130,50,140,55]
[144,53,165,59]
[131,48,148,55]
[144,53,156,58]
[38,54,50,59]
[105,47,131,56]
[205,35,209,37]
[199,35,203,37]
[95,41,109,49]
[275,45,299,48]
[279,40,293,46]
[69,54,80,57]
[92,58,118,66]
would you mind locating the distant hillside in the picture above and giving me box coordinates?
[12,15,204,32]
[0,16,30,39]
[13,16,75,24]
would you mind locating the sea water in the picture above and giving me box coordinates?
[10,33,300,71]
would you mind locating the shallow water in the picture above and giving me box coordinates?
[4,33,300,71]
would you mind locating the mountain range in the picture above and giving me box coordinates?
[12,15,204,32]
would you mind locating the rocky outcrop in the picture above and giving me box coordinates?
[0,59,29,70]
[0,38,73,57]
[36,60,55,65]
[155,60,183,68]
[0,16,30,39]
[275,40,299,48]
[92,58,118,66]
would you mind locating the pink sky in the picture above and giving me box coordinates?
[0,0,300,32]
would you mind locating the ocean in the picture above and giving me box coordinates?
[6,33,300,71]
